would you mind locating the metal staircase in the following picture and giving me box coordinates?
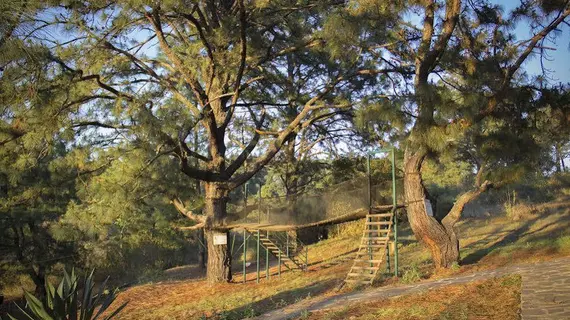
[344,208,394,285]
[251,230,308,271]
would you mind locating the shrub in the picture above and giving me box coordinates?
[8,269,127,320]
[401,264,422,284]
[504,189,518,220]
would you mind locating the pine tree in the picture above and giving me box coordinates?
[346,0,570,268]
[27,0,379,282]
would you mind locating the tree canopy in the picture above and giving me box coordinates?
[1,0,569,285]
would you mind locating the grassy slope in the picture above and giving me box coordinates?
[300,275,522,320]
[108,200,569,319]
[2,200,566,319]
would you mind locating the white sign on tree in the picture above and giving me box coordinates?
[424,199,434,217]
[213,232,227,245]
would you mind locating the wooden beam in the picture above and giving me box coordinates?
[224,204,403,232]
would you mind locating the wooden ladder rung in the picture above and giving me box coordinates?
[343,213,394,286]
[367,213,393,218]
[358,245,387,249]
[363,230,390,233]
[347,273,375,277]
[351,266,379,270]
[344,279,372,284]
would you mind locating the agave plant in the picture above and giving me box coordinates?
[9,269,127,320]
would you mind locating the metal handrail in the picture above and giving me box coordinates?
[267,231,308,270]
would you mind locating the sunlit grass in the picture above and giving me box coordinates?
[4,199,568,319]
[300,275,522,320]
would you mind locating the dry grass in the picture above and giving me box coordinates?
[111,263,349,320]
[109,199,568,319]
[456,202,570,271]
[3,199,569,319]
[299,275,522,320]
[110,199,568,319]
[397,201,570,282]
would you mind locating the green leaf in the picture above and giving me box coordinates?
[23,291,54,320]
[102,301,128,320]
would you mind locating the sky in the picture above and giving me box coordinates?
[495,0,570,84]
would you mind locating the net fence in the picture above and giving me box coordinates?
[228,175,404,227]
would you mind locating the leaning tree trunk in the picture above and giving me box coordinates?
[203,182,232,283]
[403,150,460,269]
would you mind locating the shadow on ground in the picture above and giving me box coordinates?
[213,279,340,319]
[461,207,570,265]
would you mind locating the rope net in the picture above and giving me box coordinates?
[228,175,403,227]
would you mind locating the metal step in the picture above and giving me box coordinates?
[353,259,383,263]
[358,243,388,246]
[253,232,305,270]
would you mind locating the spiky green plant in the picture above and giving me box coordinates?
[8,269,127,320]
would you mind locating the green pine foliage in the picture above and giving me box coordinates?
[1,0,569,287]
[52,148,199,278]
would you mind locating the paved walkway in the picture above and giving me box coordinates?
[520,258,570,319]
[253,257,570,320]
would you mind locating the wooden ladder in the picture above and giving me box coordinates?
[344,209,394,285]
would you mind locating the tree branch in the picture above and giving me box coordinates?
[146,9,209,108]
[225,108,266,176]
[441,180,493,230]
[172,198,206,223]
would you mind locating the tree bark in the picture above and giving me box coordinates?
[194,131,207,270]
[404,149,460,269]
[555,144,563,173]
[404,149,494,269]
[203,182,232,283]
[197,228,206,269]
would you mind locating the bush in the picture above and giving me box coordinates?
[329,220,362,239]
[504,189,518,220]
[401,264,422,284]
[8,269,127,320]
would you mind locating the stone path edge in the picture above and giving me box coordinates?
[252,256,570,320]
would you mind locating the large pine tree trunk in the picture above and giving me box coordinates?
[197,229,206,269]
[403,150,460,269]
[194,178,206,269]
[555,144,563,173]
[203,182,232,283]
